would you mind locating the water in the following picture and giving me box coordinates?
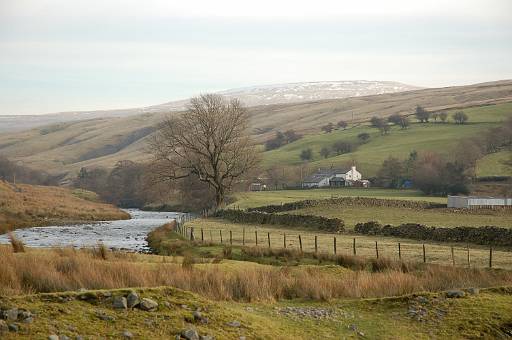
[0,209,180,252]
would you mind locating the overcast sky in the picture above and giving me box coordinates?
[1,0,511,115]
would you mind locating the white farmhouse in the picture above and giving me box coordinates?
[302,166,362,188]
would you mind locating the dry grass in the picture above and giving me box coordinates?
[0,180,129,233]
[1,245,511,301]
[8,232,25,253]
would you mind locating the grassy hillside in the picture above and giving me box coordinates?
[263,102,512,176]
[2,245,512,339]
[0,181,129,233]
[0,81,511,177]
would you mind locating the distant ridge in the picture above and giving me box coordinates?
[0,80,420,133]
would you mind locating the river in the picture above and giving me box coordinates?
[0,209,180,252]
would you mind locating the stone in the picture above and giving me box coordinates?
[192,311,202,321]
[59,336,71,340]
[122,330,134,338]
[468,287,480,295]
[5,308,18,321]
[76,336,85,340]
[163,301,171,308]
[19,310,32,320]
[139,298,158,311]
[8,323,19,332]
[48,335,59,340]
[226,320,241,328]
[181,328,199,340]
[200,336,214,340]
[127,291,140,308]
[113,296,128,309]
[78,292,98,301]
[22,316,34,324]
[446,290,465,298]
[416,296,429,304]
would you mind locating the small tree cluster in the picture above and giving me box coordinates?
[414,105,431,123]
[265,130,302,151]
[453,111,469,124]
[388,114,410,129]
[370,116,390,135]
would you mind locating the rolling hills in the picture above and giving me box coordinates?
[0,80,419,133]
[0,80,511,178]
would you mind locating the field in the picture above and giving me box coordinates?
[230,188,512,228]
[0,181,129,233]
[262,102,512,176]
[230,187,447,209]
[183,218,512,269]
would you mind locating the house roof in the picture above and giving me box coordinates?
[303,168,349,183]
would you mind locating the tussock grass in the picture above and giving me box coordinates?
[1,245,511,301]
[8,232,25,253]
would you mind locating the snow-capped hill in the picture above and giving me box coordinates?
[216,80,422,106]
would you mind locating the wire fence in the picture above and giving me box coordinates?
[175,223,511,270]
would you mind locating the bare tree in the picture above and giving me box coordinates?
[149,94,259,208]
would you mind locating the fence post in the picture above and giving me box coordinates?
[451,246,455,266]
[422,244,426,263]
[243,228,245,246]
[314,235,318,253]
[334,237,337,255]
[255,230,258,246]
[190,227,194,241]
[375,241,379,259]
[283,233,286,248]
[353,238,356,256]
[398,242,401,260]
[467,244,471,268]
[220,230,223,244]
[299,235,303,252]
[230,230,233,245]
[268,232,271,248]
[201,228,204,243]
[489,247,493,268]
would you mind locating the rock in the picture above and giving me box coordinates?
[181,328,199,340]
[200,336,214,340]
[127,291,140,308]
[96,311,116,322]
[75,336,85,340]
[5,308,18,321]
[446,290,465,298]
[8,323,19,332]
[163,301,171,308]
[192,311,202,321]
[416,296,429,304]
[113,296,128,309]
[226,320,241,328]
[48,335,59,340]
[139,298,158,311]
[59,336,71,340]
[122,330,134,338]
[357,331,365,337]
[468,287,480,295]
[19,310,32,320]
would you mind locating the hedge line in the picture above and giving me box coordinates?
[247,197,443,213]
[355,221,512,247]
[215,209,344,232]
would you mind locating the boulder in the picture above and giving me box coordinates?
[127,291,140,308]
[139,298,158,311]
[181,328,199,340]
[48,335,59,340]
[446,290,465,298]
[468,287,480,295]
[122,330,134,338]
[8,323,19,332]
[4,309,18,321]
[113,296,128,310]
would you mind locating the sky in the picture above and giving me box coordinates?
[0,0,511,115]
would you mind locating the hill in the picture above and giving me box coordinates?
[0,80,511,178]
[262,102,512,176]
[0,181,129,233]
[0,80,419,133]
